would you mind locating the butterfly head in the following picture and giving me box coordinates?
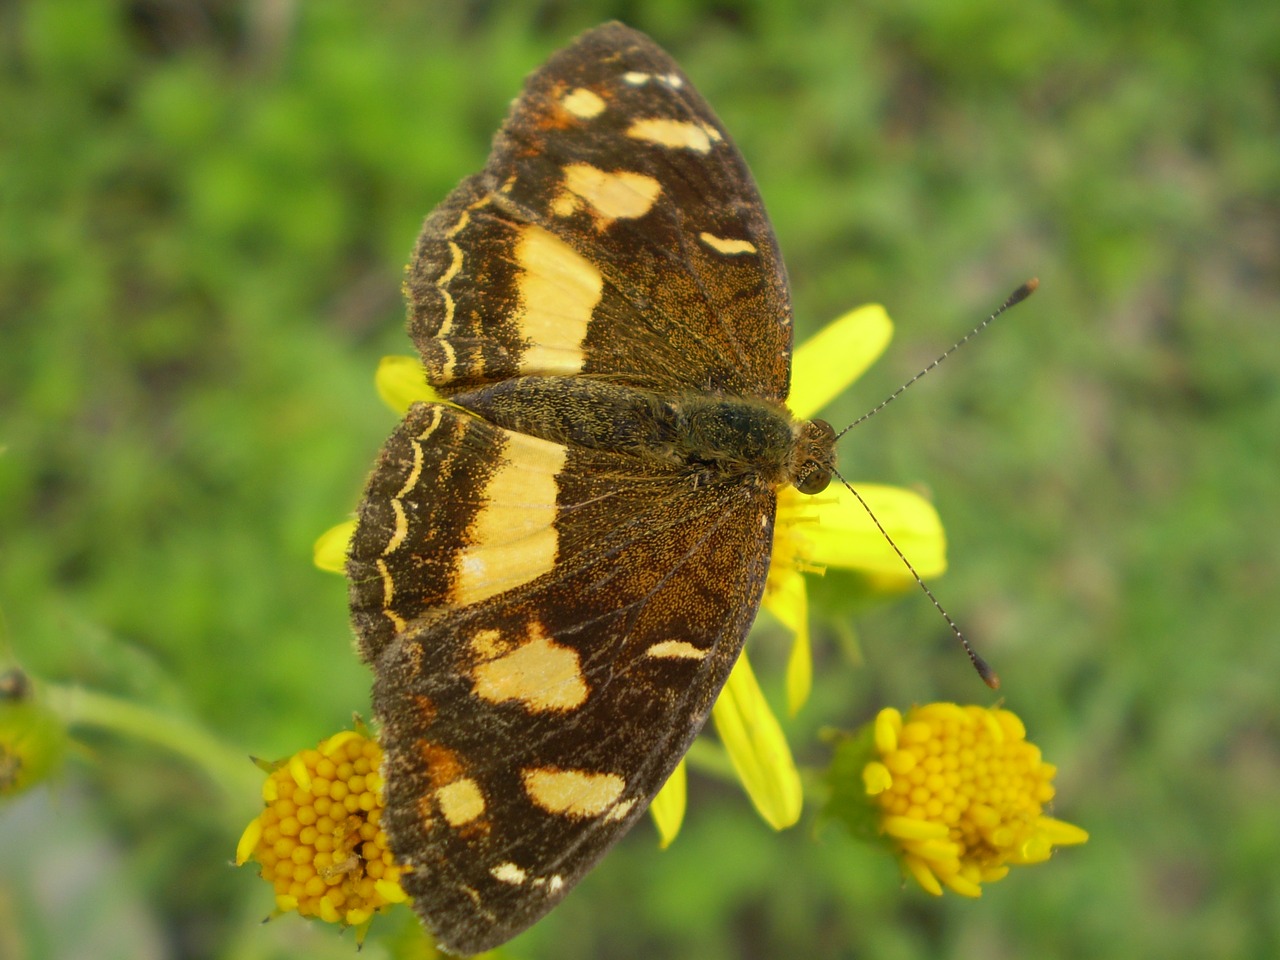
[789,418,836,495]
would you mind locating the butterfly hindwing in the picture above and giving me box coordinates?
[350,401,775,951]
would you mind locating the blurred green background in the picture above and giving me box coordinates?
[2,0,1277,958]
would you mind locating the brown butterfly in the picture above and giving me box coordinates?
[347,23,834,954]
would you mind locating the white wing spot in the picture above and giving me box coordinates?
[699,232,758,256]
[645,640,709,660]
[626,118,719,153]
[490,862,527,885]
[622,70,683,88]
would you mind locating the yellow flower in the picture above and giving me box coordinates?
[312,307,949,844]
[236,729,407,936]
[849,703,1088,896]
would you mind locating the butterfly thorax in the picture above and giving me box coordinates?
[452,376,835,493]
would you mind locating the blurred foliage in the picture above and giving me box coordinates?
[1,0,1278,958]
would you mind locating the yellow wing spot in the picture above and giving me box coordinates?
[549,875,565,893]
[626,118,720,153]
[469,627,514,659]
[490,862,527,885]
[603,798,637,822]
[550,192,578,218]
[395,433,428,497]
[435,197,487,337]
[472,622,587,712]
[436,777,486,827]
[699,232,758,256]
[437,240,463,334]
[561,87,605,119]
[453,428,568,605]
[383,413,439,557]
[382,499,409,556]
[559,164,662,224]
[522,767,626,818]
[436,338,458,380]
[511,225,603,376]
[644,640,709,660]
[375,559,406,632]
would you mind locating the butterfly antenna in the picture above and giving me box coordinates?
[834,278,1038,441]
[835,473,1000,689]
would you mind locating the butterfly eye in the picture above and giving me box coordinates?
[795,462,833,495]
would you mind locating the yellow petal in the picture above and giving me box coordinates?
[375,879,408,903]
[375,355,440,414]
[902,853,943,896]
[939,870,983,898]
[1038,816,1090,846]
[784,620,812,718]
[763,568,812,715]
[649,759,686,849]
[320,730,362,756]
[235,818,262,865]
[902,837,963,862]
[313,520,355,574]
[882,815,949,841]
[288,754,313,792]
[711,652,802,830]
[862,761,892,795]
[789,304,893,419]
[806,483,946,580]
[874,707,902,754]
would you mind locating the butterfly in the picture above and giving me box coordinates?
[346,22,834,954]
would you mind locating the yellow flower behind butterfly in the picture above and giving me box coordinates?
[313,305,947,844]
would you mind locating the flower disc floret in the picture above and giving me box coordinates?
[237,730,407,929]
[865,703,1087,896]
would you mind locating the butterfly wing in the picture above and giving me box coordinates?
[403,22,791,401]
[350,22,794,954]
[350,402,775,952]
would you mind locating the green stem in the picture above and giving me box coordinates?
[43,684,260,809]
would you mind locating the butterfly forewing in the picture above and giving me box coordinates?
[349,22,798,954]
[403,22,792,400]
